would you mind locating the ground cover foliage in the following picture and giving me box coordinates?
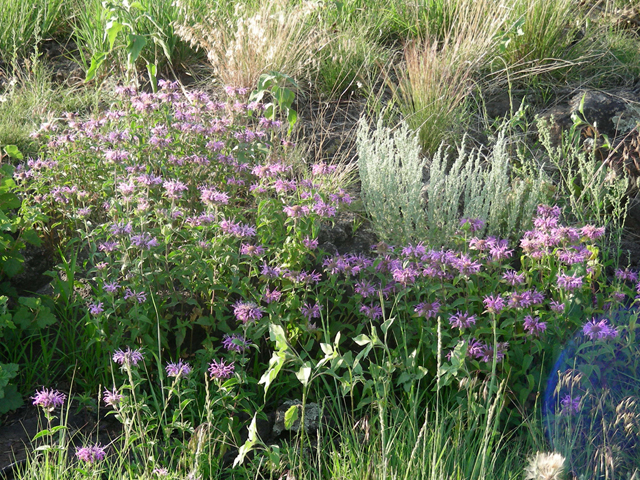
[1,0,640,478]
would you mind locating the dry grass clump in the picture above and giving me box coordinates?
[174,0,324,89]
[391,0,514,153]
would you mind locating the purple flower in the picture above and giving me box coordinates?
[580,224,605,240]
[88,302,104,315]
[459,217,485,233]
[483,295,506,314]
[110,222,133,235]
[103,389,124,407]
[301,302,322,321]
[311,162,337,176]
[502,270,525,286]
[240,243,266,256]
[220,219,256,237]
[165,359,192,378]
[130,233,159,250]
[263,288,282,304]
[76,445,106,463]
[99,241,119,253]
[582,318,618,340]
[414,301,441,319]
[303,237,319,250]
[449,311,477,330]
[32,388,66,411]
[124,288,147,303]
[549,300,565,312]
[355,280,377,299]
[312,200,336,218]
[560,394,581,415]
[233,301,264,324]
[557,272,584,292]
[360,303,383,320]
[523,315,547,337]
[468,339,509,363]
[112,347,144,367]
[222,334,252,353]
[208,359,235,380]
[103,281,120,293]
[200,185,230,205]
[615,268,638,282]
[283,205,310,218]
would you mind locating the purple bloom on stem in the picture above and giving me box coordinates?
[103,389,124,407]
[523,315,547,337]
[88,302,104,315]
[355,280,377,299]
[112,347,144,367]
[233,301,264,324]
[483,295,505,314]
[582,318,618,340]
[449,311,477,330]
[615,268,638,282]
[99,241,119,253]
[32,388,66,411]
[557,272,584,292]
[263,288,282,304]
[459,217,485,233]
[208,359,235,379]
[580,224,605,240]
[76,445,106,463]
[549,300,565,312]
[240,243,266,256]
[124,288,147,303]
[360,303,383,320]
[303,237,319,250]
[414,301,441,319]
[222,334,252,353]
[165,359,192,377]
[283,205,310,218]
[502,270,525,286]
[301,302,322,321]
[560,395,581,415]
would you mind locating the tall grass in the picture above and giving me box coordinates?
[390,0,512,153]
[175,0,324,89]
[0,0,67,62]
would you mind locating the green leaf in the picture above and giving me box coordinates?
[284,404,298,430]
[126,34,147,66]
[258,351,286,399]
[381,317,395,335]
[85,52,107,82]
[3,145,23,160]
[233,414,259,467]
[353,334,371,346]
[295,362,312,387]
[105,20,124,51]
[269,323,288,351]
[0,384,23,414]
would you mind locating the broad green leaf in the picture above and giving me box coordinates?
[3,145,23,160]
[353,334,370,346]
[269,323,288,351]
[126,34,147,66]
[0,384,23,414]
[381,316,395,335]
[105,20,124,51]
[295,362,312,387]
[284,404,298,429]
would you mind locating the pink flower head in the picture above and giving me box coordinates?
[32,388,66,412]
[103,389,124,407]
[208,359,235,380]
[165,359,192,377]
[222,334,252,353]
[523,315,547,337]
[448,311,477,330]
[582,318,618,340]
[112,347,144,367]
[76,445,106,463]
[483,295,506,314]
[233,301,264,324]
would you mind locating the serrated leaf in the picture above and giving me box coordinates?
[0,384,23,414]
[284,404,298,430]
